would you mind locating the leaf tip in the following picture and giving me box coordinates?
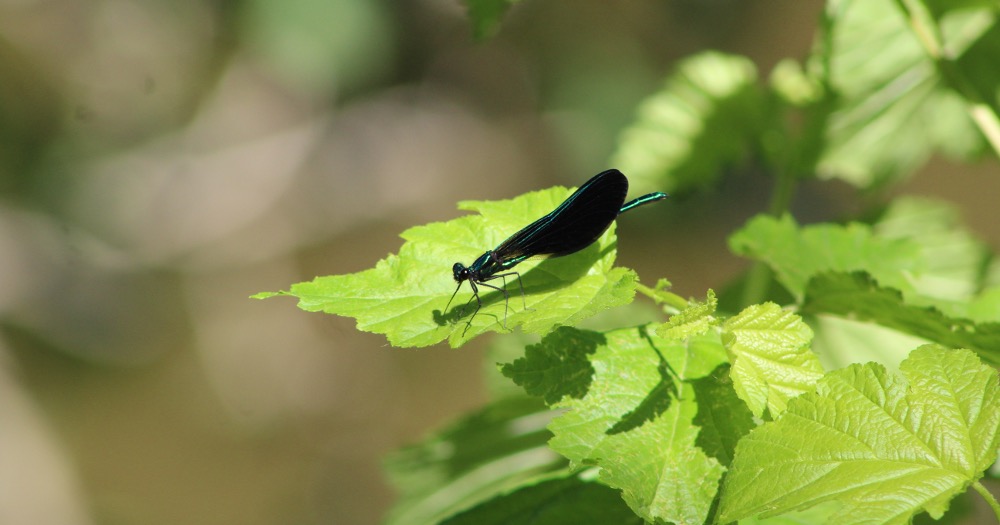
[250,291,286,300]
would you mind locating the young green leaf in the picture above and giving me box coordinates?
[722,303,823,418]
[719,345,1000,524]
[254,185,639,348]
[656,289,719,340]
[610,51,764,195]
[503,325,745,524]
[802,272,1000,366]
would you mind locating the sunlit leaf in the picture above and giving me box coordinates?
[722,303,823,418]
[502,325,747,524]
[808,314,930,372]
[656,289,718,340]
[720,346,1000,523]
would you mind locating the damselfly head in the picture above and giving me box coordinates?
[452,263,470,283]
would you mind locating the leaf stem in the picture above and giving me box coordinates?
[635,282,688,311]
[972,481,1000,522]
[741,152,798,307]
[767,166,798,218]
[740,263,772,309]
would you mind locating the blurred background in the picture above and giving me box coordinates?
[0,1,997,524]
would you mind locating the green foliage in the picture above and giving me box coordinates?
[263,0,1000,522]
[610,51,766,195]
[722,303,824,418]
[729,214,922,302]
[719,346,1000,524]
[815,0,988,187]
[502,325,745,524]
[731,199,996,316]
[802,272,1000,366]
[872,196,991,307]
[657,289,719,340]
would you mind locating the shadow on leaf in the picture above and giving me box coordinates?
[607,326,678,435]
[500,327,605,405]
[434,242,608,328]
[691,363,752,468]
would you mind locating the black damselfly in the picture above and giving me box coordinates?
[445,169,668,327]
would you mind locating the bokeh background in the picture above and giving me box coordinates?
[1,1,997,524]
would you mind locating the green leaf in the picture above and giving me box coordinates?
[719,345,1000,524]
[656,289,718,340]
[383,396,564,525]
[441,471,643,525]
[730,199,995,317]
[873,196,991,308]
[952,18,1000,116]
[739,502,841,524]
[254,185,639,348]
[728,214,920,301]
[610,51,764,195]
[722,303,824,418]
[809,314,930,372]
[802,272,1000,366]
[815,0,987,187]
[503,325,743,524]
[461,0,522,39]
